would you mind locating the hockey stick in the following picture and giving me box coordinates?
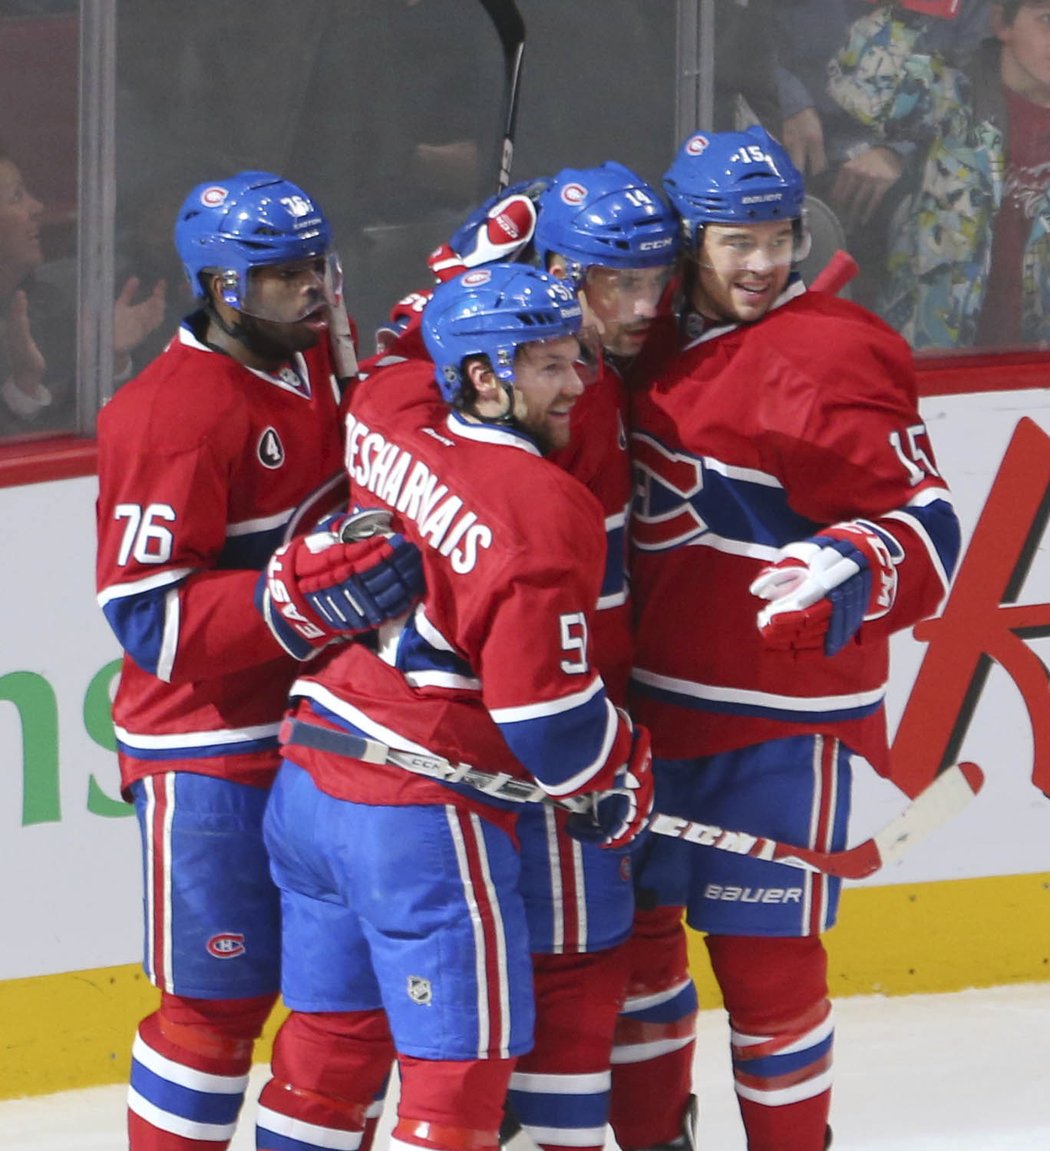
[279,719,984,880]
[479,0,526,192]
[810,248,859,296]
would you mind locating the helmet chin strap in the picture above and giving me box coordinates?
[460,376,519,430]
[205,299,251,345]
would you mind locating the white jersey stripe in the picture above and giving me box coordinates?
[631,667,885,714]
[255,1103,363,1149]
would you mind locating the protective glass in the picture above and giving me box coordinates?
[583,264,675,323]
[229,251,342,323]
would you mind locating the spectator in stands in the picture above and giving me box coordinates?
[773,1,990,306]
[828,0,1050,349]
[0,146,166,438]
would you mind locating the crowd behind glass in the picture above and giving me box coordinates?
[0,0,1043,443]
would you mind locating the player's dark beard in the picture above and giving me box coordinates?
[234,312,319,365]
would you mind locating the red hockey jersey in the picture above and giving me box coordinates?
[362,328,635,709]
[550,363,634,706]
[286,355,633,813]
[96,315,345,793]
[627,287,960,775]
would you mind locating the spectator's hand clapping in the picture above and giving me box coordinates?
[113,275,167,375]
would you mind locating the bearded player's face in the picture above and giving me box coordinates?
[693,220,794,325]
[510,335,585,454]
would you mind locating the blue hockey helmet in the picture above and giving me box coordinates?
[662,126,805,247]
[422,263,583,404]
[174,171,332,311]
[533,162,679,283]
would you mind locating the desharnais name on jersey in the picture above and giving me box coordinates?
[283,355,634,818]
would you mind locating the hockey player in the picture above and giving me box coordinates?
[383,163,680,1151]
[616,127,961,1151]
[505,165,678,1151]
[95,172,423,1151]
[253,263,655,1151]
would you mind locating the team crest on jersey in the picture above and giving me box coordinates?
[206,932,246,958]
[631,432,707,551]
[258,427,285,469]
[407,975,433,1005]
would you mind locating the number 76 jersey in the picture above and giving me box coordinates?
[627,289,961,778]
[95,318,344,794]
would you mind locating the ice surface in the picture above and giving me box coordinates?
[3,983,1048,1150]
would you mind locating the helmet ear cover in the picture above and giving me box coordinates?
[421,263,583,407]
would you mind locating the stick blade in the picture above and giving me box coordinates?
[873,761,984,869]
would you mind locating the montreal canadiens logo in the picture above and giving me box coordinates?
[685,134,710,156]
[560,182,587,206]
[462,269,492,287]
[207,933,246,959]
[200,185,229,207]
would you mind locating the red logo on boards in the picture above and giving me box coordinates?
[892,418,1050,794]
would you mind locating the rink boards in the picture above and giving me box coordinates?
[3,382,1050,1097]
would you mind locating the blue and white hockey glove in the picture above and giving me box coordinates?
[749,521,900,656]
[567,720,655,852]
[258,509,424,660]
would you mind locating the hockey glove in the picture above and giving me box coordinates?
[749,521,899,656]
[258,509,424,660]
[428,180,547,283]
[567,721,655,852]
[375,290,432,354]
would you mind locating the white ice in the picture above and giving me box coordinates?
[3,982,1048,1150]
